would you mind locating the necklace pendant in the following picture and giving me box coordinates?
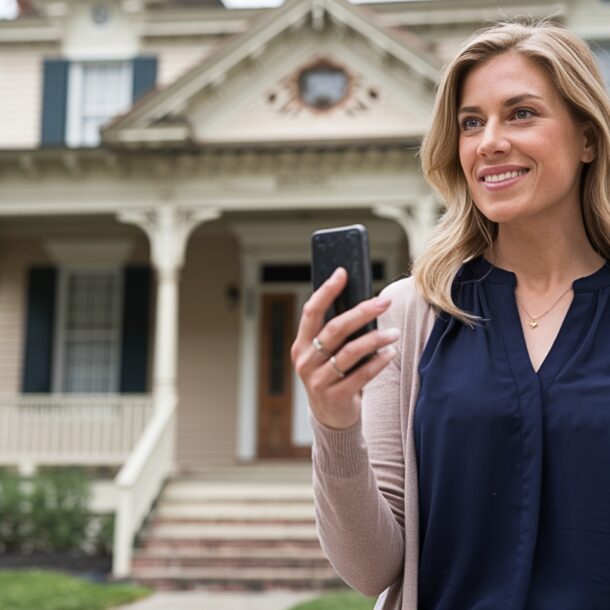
[529,319,538,329]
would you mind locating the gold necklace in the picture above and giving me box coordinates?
[515,285,573,329]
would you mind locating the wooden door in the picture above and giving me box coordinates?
[258,293,308,459]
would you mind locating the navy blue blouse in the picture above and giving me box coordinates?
[414,256,610,610]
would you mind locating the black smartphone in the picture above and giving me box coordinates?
[311,224,377,364]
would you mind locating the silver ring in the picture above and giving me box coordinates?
[312,336,330,357]
[330,355,346,379]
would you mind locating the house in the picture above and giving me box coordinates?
[1,0,609,583]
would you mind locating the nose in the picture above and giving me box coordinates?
[476,120,510,157]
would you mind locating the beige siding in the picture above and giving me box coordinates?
[141,42,219,88]
[176,232,240,470]
[0,48,49,149]
[0,240,50,394]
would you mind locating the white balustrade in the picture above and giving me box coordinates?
[0,394,153,469]
[113,395,176,578]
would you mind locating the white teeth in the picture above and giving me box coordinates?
[483,169,527,183]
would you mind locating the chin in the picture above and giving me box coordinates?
[473,198,534,225]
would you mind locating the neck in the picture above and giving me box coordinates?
[487,215,604,291]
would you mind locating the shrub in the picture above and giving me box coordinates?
[0,468,110,557]
[0,470,27,553]
[30,469,90,553]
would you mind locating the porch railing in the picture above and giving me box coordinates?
[113,396,176,578]
[0,394,153,470]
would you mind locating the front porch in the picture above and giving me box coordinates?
[0,142,435,582]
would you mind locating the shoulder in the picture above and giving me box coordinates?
[377,276,436,332]
[379,276,430,314]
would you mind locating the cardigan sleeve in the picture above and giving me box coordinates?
[311,277,421,597]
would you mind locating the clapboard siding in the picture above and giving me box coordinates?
[0,240,51,394]
[176,232,240,469]
[141,42,218,87]
[0,49,49,149]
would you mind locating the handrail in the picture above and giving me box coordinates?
[112,396,176,578]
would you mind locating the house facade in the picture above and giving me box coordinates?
[1,0,610,577]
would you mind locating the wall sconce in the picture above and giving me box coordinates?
[225,284,240,311]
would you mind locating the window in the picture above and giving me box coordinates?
[66,61,133,148]
[41,56,156,148]
[298,63,349,110]
[54,269,123,393]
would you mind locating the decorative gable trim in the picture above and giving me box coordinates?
[102,0,441,147]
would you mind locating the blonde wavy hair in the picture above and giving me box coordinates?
[413,18,610,324]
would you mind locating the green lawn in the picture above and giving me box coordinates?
[0,570,151,610]
[289,590,376,610]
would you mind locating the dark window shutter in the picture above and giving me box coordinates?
[132,56,157,102]
[41,59,69,147]
[120,266,151,393]
[22,267,57,393]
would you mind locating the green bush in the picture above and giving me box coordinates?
[0,468,110,556]
[30,469,90,553]
[0,470,28,553]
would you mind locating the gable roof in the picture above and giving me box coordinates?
[102,0,442,147]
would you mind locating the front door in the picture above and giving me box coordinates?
[257,293,309,459]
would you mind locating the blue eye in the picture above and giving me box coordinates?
[514,108,534,120]
[461,117,481,131]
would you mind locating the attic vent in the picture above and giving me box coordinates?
[298,62,349,110]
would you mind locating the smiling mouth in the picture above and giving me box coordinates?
[481,169,529,184]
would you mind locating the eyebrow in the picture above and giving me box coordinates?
[458,93,545,115]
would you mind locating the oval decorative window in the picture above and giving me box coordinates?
[298,64,349,110]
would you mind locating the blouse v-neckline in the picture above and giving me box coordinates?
[471,256,610,391]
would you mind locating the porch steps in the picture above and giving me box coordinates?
[130,463,343,591]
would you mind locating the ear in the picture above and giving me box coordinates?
[581,123,597,163]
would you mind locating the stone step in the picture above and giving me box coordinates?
[133,469,325,590]
[134,546,327,560]
[162,481,314,503]
[175,465,312,483]
[141,522,319,541]
[138,537,324,551]
[132,550,330,570]
[153,501,314,521]
[130,565,342,591]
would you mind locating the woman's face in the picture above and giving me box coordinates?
[457,51,595,226]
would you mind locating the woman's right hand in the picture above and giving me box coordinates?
[291,267,400,430]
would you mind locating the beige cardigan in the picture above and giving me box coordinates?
[311,277,437,610]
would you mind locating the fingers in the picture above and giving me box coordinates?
[304,341,397,430]
[294,267,348,345]
[324,345,397,404]
[313,326,400,387]
[317,294,391,354]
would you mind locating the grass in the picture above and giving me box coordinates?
[289,590,377,610]
[0,570,151,610]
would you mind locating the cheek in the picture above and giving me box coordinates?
[458,152,478,191]
[457,144,471,177]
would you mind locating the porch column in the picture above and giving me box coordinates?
[373,197,438,260]
[118,205,221,411]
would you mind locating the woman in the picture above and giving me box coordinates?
[291,18,610,610]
